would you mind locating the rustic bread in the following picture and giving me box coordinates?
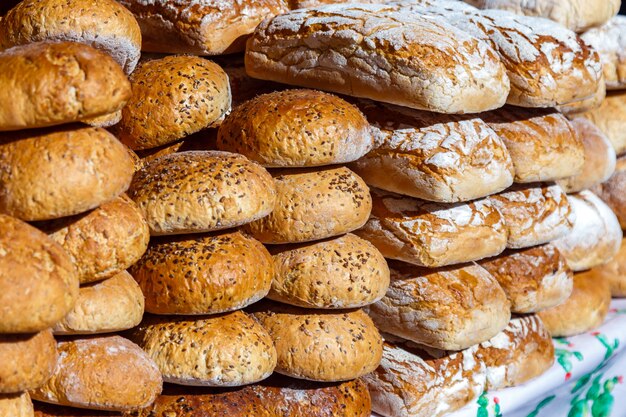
[126,312,276,387]
[581,16,626,90]
[0,125,134,221]
[128,151,276,236]
[553,190,622,271]
[251,302,383,382]
[489,183,574,249]
[479,244,573,313]
[0,214,78,334]
[0,0,141,74]
[354,189,507,267]
[557,75,607,116]
[0,393,33,417]
[243,167,371,244]
[245,4,510,114]
[217,90,374,167]
[593,238,626,297]
[0,42,130,131]
[592,155,626,229]
[350,100,514,202]
[578,91,626,155]
[0,330,57,393]
[31,336,162,411]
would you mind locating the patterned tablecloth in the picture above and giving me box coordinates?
[373,299,626,417]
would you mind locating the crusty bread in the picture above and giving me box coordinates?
[245,4,510,114]
[126,312,276,387]
[354,188,507,267]
[489,183,574,249]
[251,302,383,382]
[0,330,57,393]
[581,16,626,90]
[0,42,130,131]
[350,100,514,202]
[0,0,141,73]
[217,90,374,167]
[0,393,33,417]
[592,155,626,229]
[39,195,149,284]
[578,91,626,155]
[479,244,573,314]
[244,167,371,244]
[553,190,622,271]
[31,336,162,411]
[0,125,134,221]
[130,231,273,315]
[481,107,584,183]
[128,151,276,236]
[0,214,78,334]
[557,75,607,116]
[116,56,231,150]
[593,238,626,297]
[367,262,510,350]
[558,118,617,193]
[269,233,389,309]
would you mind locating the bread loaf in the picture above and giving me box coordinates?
[557,74,607,115]
[354,189,507,267]
[593,238,626,297]
[0,393,33,417]
[553,190,622,271]
[0,42,130,131]
[0,330,57,393]
[350,100,514,202]
[126,312,276,387]
[581,16,626,90]
[0,0,141,73]
[31,336,162,411]
[592,155,626,228]
[245,4,510,114]
[578,91,626,155]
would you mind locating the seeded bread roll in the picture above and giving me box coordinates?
[128,151,276,236]
[251,302,383,382]
[0,330,57,393]
[354,189,507,267]
[243,167,371,244]
[0,393,33,417]
[116,56,231,150]
[0,125,134,221]
[0,0,141,74]
[246,4,510,114]
[217,90,374,167]
[593,238,626,297]
[39,195,149,284]
[350,100,514,202]
[0,42,130,131]
[31,336,162,411]
[481,107,584,183]
[130,231,273,315]
[476,315,554,390]
[578,91,626,155]
[489,183,574,249]
[0,214,78,334]
[592,156,626,229]
[268,233,389,309]
[553,190,623,271]
[126,312,276,387]
[539,270,611,336]
[558,118,617,193]
[581,16,626,90]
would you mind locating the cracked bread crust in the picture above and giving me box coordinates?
[582,16,626,90]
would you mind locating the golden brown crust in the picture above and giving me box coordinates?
[0,330,57,393]
[592,155,626,229]
[0,393,34,417]
[82,111,122,129]
[579,91,626,155]
[594,238,626,297]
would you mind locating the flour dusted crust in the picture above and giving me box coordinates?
[578,91,626,155]
[582,16,626,90]
[593,238,626,297]
[0,330,57,393]
[245,3,510,114]
[0,393,33,417]
[354,188,507,267]
[350,100,514,202]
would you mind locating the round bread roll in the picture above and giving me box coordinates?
[52,271,144,335]
[594,238,626,297]
[82,110,123,129]
[243,167,371,244]
[0,42,130,131]
[367,262,510,351]
[31,336,162,411]
[558,117,616,193]
[130,231,273,315]
[354,188,507,267]
[592,155,626,229]
[218,89,374,167]
[128,151,276,236]
[539,270,611,337]
[251,302,383,382]
[0,330,57,393]
[0,214,78,333]
[0,393,33,417]
[0,125,134,221]
[39,195,149,284]
[117,56,231,150]
[0,0,141,74]
[126,312,276,387]
[476,315,554,390]
[479,244,573,313]
[268,233,390,309]
[578,91,626,155]
[489,183,574,249]
[553,190,622,271]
